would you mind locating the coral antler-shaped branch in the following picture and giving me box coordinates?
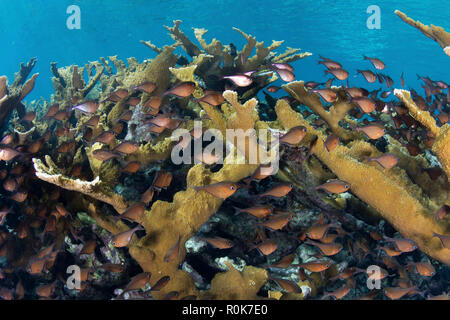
[283,81,358,141]
[0,58,39,134]
[394,89,450,181]
[32,155,129,213]
[395,10,450,57]
[275,99,450,265]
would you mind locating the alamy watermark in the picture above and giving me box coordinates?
[366,5,381,29]
[66,5,81,30]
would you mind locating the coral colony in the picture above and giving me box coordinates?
[0,11,449,300]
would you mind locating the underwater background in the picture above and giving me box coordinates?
[1,0,449,99]
[0,0,449,301]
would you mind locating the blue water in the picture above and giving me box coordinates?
[1,0,449,101]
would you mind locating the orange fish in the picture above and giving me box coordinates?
[72,101,99,114]
[307,222,339,240]
[80,240,97,255]
[315,180,350,194]
[200,237,235,249]
[223,75,253,87]
[92,150,120,161]
[265,254,295,269]
[318,56,342,69]
[152,171,172,190]
[122,272,152,293]
[121,161,141,174]
[36,281,57,298]
[163,82,196,97]
[113,142,138,154]
[192,181,239,199]
[368,154,398,169]
[384,286,418,300]
[92,130,115,144]
[355,124,385,139]
[363,55,385,70]
[305,239,343,256]
[250,239,278,255]
[407,261,436,277]
[279,126,307,146]
[275,69,295,82]
[258,183,293,198]
[141,187,155,205]
[197,92,224,106]
[111,225,144,247]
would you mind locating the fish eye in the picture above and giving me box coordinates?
[111,241,116,245]
[345,185,349,189]
[230,186,235,190]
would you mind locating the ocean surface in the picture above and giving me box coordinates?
[0,0,449,101]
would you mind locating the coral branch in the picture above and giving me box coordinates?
[395,10,450,57]
[32,156,129,213]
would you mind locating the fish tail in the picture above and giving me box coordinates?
[232,206,242,216]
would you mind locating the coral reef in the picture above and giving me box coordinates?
[0,17,448,301]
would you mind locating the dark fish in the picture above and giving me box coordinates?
[312,88,337,103]
[119,203,146,223]
[363,55,385,70]
[324,134,339,152]
[279,126,307,146]
[258,183,293,198]
[92,149,120,161]
[324,68,349,80]
[200,237,235,249]
[111,225,144,247]
[112,142,139,154]
[275,69,295,82]
[150,276,170,291]
[357,69,377,83]
[133,81,156,94]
